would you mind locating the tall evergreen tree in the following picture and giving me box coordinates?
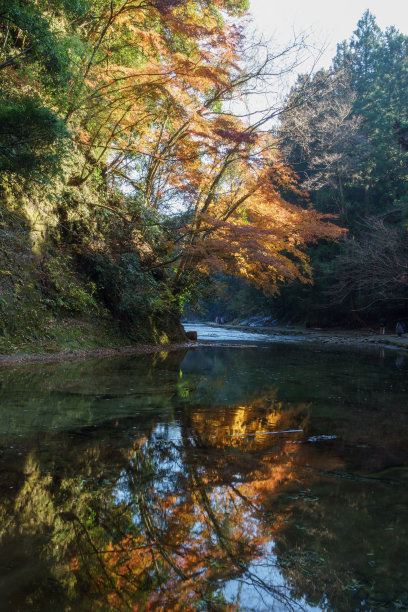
[276,11,408,323]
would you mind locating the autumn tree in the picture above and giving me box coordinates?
[271,11,408,325]
[0,0,343,342]
[66,2,342,299]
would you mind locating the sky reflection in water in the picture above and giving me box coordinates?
[0,333,407,611]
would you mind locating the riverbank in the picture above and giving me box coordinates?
[2,321,408,368]
[0,340,206,367]
[0,314,192,367]
[191,322,408,351]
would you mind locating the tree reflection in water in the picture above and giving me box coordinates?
[1,346,408,611]
[63,392,311,611]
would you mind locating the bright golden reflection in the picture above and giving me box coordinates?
[1,347,408,611]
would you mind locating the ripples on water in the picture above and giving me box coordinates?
[0,327,407,611]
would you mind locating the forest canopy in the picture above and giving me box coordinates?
[2,2,402,345]
[275,10,408,325]
[202,10,408,326]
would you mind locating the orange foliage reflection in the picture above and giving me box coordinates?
[66,392,324,610]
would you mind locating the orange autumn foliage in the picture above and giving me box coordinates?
[70,0,344,294]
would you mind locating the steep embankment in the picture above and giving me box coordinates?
[0,0,192,355]
[0,181,186,355]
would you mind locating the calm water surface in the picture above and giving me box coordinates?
[0,327,408,611]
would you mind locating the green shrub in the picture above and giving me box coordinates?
[85,251,175,322]
[43,254,99,313]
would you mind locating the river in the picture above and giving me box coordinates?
[0,325,407,611]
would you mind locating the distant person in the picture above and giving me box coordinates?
[396,321,404,337]
[379,316,386,335]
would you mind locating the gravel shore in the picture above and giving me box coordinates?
[203,323,408,351]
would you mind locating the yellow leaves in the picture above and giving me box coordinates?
[76,0,243,131]
[172,132,344,292]
[183,187,340,292]
[69,556,80,571]
[120,27,165,52]
[71,0,343,293]
[170,56,231,90]
[114,9,145,27]
[77,130,91,145]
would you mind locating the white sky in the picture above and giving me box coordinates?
[249,0,408,69]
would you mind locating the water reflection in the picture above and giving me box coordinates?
[0,344,408,610]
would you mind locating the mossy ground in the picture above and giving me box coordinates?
[0,212,186,355]
[0,315,127,355]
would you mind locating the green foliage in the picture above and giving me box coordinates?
[0,0,76,178]
[275,12,408,325]
[0,278,48,340]
[86,252,176,322]
[222,0,249,15]
[0,97,69,176]
[193,273,273,322]
[43,254,99,313]
[0,0,73,84]
[333,12,408,211]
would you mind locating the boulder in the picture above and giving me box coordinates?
[186,330,198,341]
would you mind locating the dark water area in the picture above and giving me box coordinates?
[0,332,408,611]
